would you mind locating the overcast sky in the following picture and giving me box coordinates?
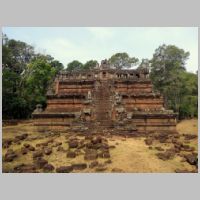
[3,27,198,73]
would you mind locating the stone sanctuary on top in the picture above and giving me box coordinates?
[32,59,178,135]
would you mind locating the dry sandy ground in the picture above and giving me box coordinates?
[2,119,198,173]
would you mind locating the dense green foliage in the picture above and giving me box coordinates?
[83,60,98,70]
[67,60,83,72]
[150,44,198,119]
[108,52,139,69]
[66,60,98,71]
[2,35,64,119]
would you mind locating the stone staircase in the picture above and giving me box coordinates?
[93,80,114,132]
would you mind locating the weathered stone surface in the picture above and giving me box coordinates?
[68,140,79,148]
[181,144,195,152]
[183,134,197,140]
[15,133,28,141]
[95,163,107,172]
[89,161,99,168]
[4,150,17,162]
[13,164,37,173]
[104,159,112,164]
[175,169,197,173]
[102,152,110,158]
[111,168,124,172]
[91,136,102,144]
[2,138,13,148]
[145,138,153,145]
[35,157,48,168]
[84,149,98,160]
[23,143,30,148]
[184,154,198,166]
[155,146,164,151]
[57,146,65,152]
[44,148,52,155]
[52,142,62,147]
[98,151,104,158]
[72,163,87,170]
[85,135,93,140]
[156,149,175,161]
[21,147,28,155]
[109,145,116,149]
[56,166,73,173]
[28,145,35,151]
[154,132,169,143]
[33,151,43,159]
[67,151,76,158]
[43,163,55,172]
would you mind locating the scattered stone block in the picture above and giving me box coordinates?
[33,151,43,159]
[21,147,28,155]
[104,159,112,164]
[72,163,87,170]
[184,154,198,166]
[156,150,175,161]
[103,152,110,158]
[57,146,65,152]
[13,164,37,173]
[35,157,48,168]
[95,164,107,172]
[4,150,17,162]
[67,151,76,158]
[68,140,79,148]
[56,166,73,173]
[44,148,52,155]
[155,146,164,151]
[184,134,197,140]
[111,168,124,172]
[28,145,35,151]
[84,150,98,160]
[15,133,28,141]
[23,143,30,148]
[2,138,13,148]
[43,163,55,172]
[91,136,102,144]
[144,138,153,145]
[89,161,99,168]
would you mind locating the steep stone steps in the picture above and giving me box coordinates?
[93,80,113,131]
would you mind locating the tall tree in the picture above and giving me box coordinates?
[67,60,83,72]
[2,36,35,74]
[108,52,139,69]
[150,44,197,118]
[24,58,57,110]
[83,60,98,70]
[2,35,64,119]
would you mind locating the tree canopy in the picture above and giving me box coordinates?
[150,44,197,119]
[83,60,98,70]
[67,60,83,72]
[108,52,139,69]
[2,34,64,119]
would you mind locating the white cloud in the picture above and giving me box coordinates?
[86,27,114,40]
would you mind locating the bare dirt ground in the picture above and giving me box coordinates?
[2,119,198,173]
